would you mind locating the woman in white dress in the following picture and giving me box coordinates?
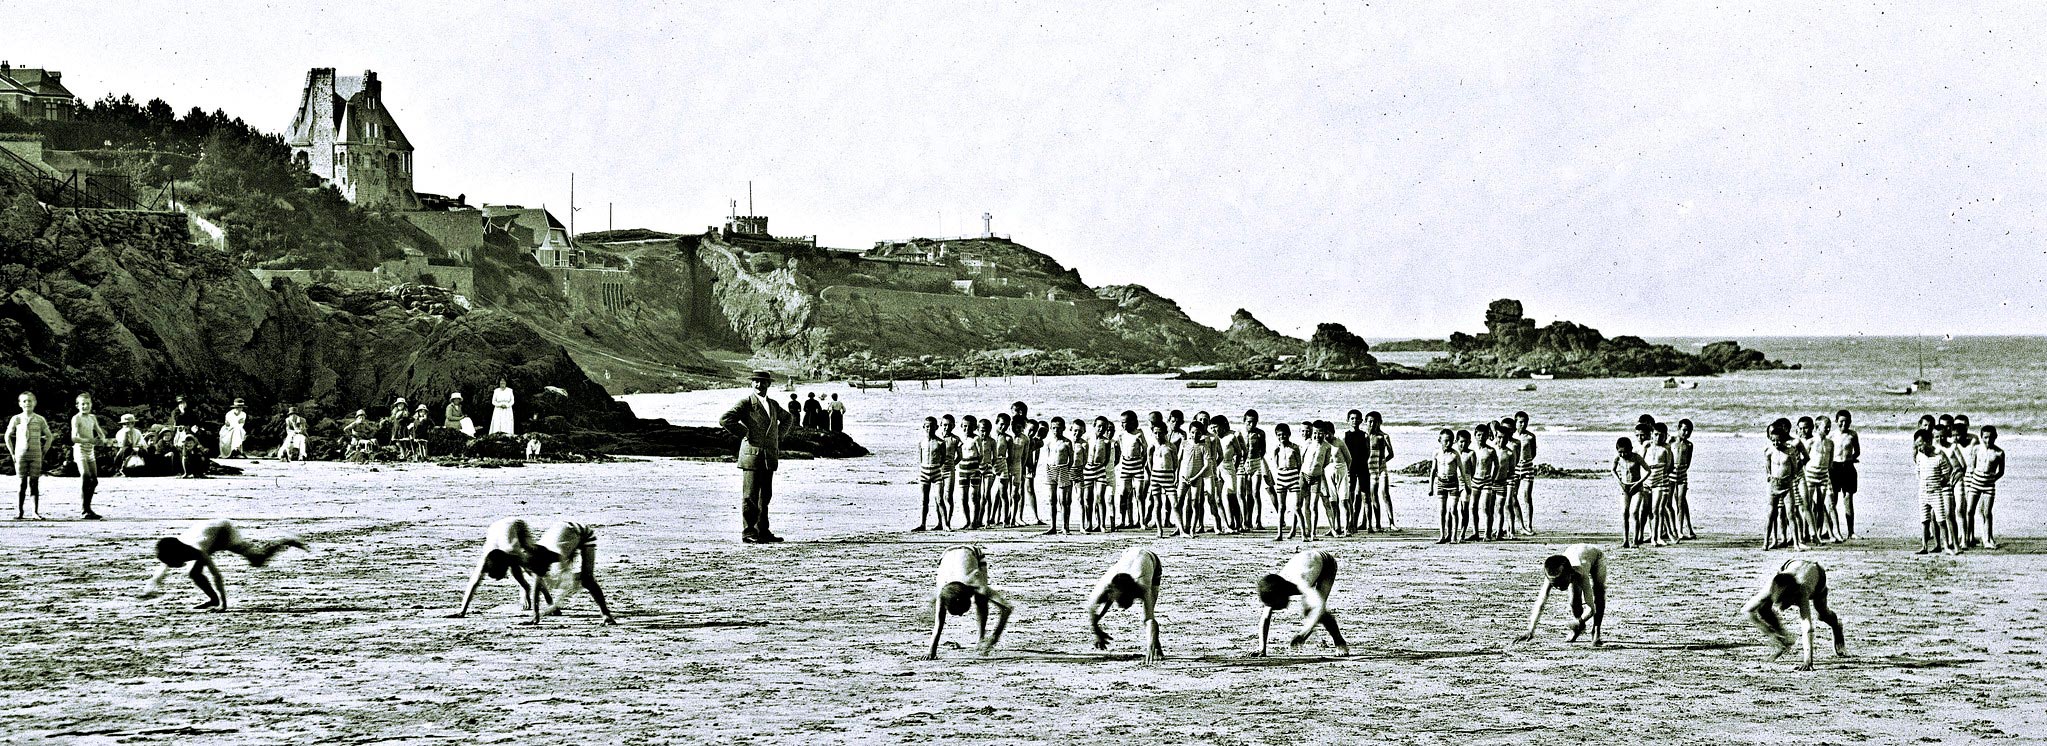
[217,399,249,458]
[490,379,516,436]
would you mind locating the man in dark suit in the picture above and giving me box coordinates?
[721,371,790,543]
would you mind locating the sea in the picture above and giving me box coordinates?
[619,336,2044,538]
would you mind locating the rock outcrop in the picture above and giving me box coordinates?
[1223,308,1304,358]
[1432,299,1787,377]
[1298,323,1380,379]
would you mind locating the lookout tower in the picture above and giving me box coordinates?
[981,212,993,238]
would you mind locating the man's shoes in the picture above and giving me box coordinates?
[741,536,762,544]
[762,534,786,543]
[81,512,103,520]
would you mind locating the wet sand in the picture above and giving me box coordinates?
[1,444,2042,744]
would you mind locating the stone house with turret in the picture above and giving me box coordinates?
[0,62,78,122]
[286,68,419,209]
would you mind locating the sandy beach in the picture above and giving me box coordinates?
[1,416,2042,745]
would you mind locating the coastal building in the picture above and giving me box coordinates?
[285,68,420,210]
[0,62,79,122]
[482,204,581,268]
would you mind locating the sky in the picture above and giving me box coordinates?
[10,2,2047,338]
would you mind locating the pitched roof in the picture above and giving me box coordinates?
[0,67,78,100]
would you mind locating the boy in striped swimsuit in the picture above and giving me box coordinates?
[1146,422,1180,538]
[990,414,1014,525]
[1967,426,2004,549]
[8,392,50,520]
[1803,417,1836,543]
[1614,437,1648,547]
[939,415,962,530]
[1936,425,1969,552]
[1084,417,1114,532]
[914,417,946,532]
[1045,417,1075,535]
[1299,421,1328,540]
[1495,417,1522,537]
[1472,425,1499,542]
[1176,419,1215,536]
[1512,412,1538,535]
[1269,423,1304,541]
[1362,413,1395,531]
[1316,422,1350,539]
[1431,429,1460,545]
[1914,429,1953,554]
[1644,424,1675,546]
[1454,429,1477,542]
[1242,410,1271,531]
[1671,419,1696,539]
[1765,423,1805,551]
[1114,412,1149,532]
[956,418,987,529]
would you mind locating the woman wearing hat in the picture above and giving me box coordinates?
[218,399,249,459]
[112,413,149,476]
[410,405,432,459]
[281,407,309,462]
[489,378,516,437]
[445,392,476,437]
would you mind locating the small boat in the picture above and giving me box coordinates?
[1184,380,1219,389]
[1683,382,1699,390]
[1520,384,1537,392]
[848,380,896,391]
[1529,372,1555,380]
[1662,378,1678,389]
[1880,384,1916,396]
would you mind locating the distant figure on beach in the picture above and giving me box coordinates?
[70,393,106,520]
[8,391,49,519]
[1253,549,1348,657]
[1828,410,1860,540]
[280,407,309,462]
[1086,547,1164,663]
[720,371,790,543]
[218,398,249,459]
[445,392,470,437]
[343,410,376,461]
[927,545,1013,659]
[112,414,147,477]
[490,379,516,436]
[1742,558,1846,671]
[1515,543,1606,646]
[171,395,206,478]
[140,518,306,611]
[827,393,845,432]
[803,392,823,431]
[454,517,616,625]
[1671,419,1697,539]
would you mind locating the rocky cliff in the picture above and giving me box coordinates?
[1224,308,1304,358]
[0,162,639,440]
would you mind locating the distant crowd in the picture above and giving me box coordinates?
[4,380,532,521]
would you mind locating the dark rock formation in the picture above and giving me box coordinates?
[1298,323,1380,380]
[1224,309,1304,358]
[1432,299,1787,377]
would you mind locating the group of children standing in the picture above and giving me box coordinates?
[1603,415,1698,548]
[914,403,1409,541]
[1905,412,2005,554]
[1424,412,1543,544]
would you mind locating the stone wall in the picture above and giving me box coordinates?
[546,266,632,313]
[250,255,474,295]
[397,209,484,263]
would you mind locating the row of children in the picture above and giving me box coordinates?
[6,391,229,521]
[1907,413,2005,554]
[1422,413,1546,544]
[1602,415,1701,548]
[135,517,1847,671]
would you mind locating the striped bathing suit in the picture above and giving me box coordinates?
[955,438,985,480]
[1083,438,1111,485]
[1117,431,1149,484]
[1915,451,1948,522]
[1271,443,1304,493]
[1670,442,1692,485]
[1049,439,1076,487]
[918,437,947,485]
[1434,452,1460,496]
[1498,441,1521,486]
[1364,433,1389,474]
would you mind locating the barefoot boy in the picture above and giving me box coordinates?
[141,518,307,611]
[1515,543,1606,646]
[455,517,617,625]
[1253,549,1348,657]
[1913,429,1955,555]
[1086,546,1164,663]
[1612,437,1647,547]
[70,393,107,519]
[1829,410,1860,539]
[1431,429,1460,544]
[7,392,50,519]
[914,417,945,531]
[1967,426,2005,549]
[1742,559,1846,671]
[928,545,1014,658]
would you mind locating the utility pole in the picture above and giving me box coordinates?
[608,202,614,232]
[568,172,576,236]
[748,180,753,215]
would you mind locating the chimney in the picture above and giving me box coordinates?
[1,62,10,76]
